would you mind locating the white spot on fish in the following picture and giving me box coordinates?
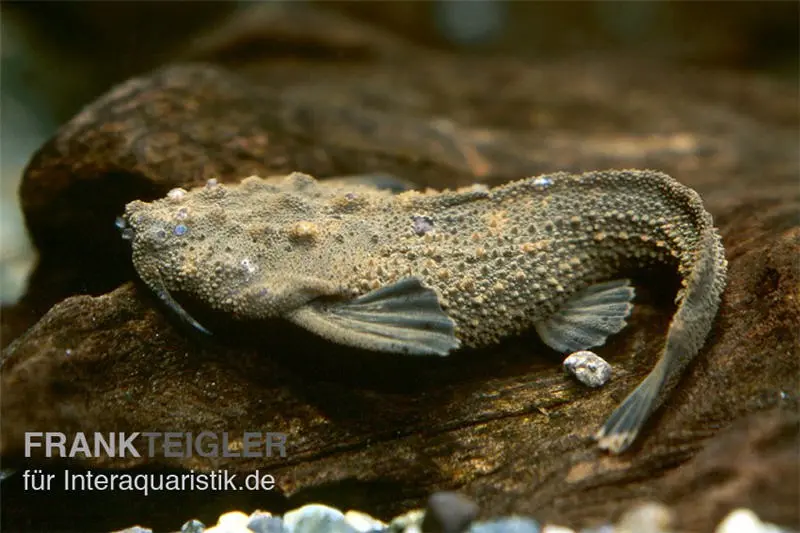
[167,188,188,201]
[412,215,435,236]
[241,258,257,274]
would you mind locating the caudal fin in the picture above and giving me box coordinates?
[595,229,727,453]
[595,360,667,452]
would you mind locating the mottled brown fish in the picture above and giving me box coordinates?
[120,170,727,453]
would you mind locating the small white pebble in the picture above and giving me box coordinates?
[714,508,789,533]
[344,510,387,532]
[578,526,615,533]
[283,504,344,531]
[246,510,282,533]
[204,510,249,533]
[563,350,612,388]
[616,502,672,533]
[542,525,576,533]
[715,509,760,533]
[180,519,205,533]
[388,509,424,533]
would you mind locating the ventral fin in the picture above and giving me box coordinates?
[288,277,460,356]
[535,279,635,354]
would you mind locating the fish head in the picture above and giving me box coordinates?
[121,194,197,284]
[119,183,330,327]
[123,188,262,283]
[119,188,268,331]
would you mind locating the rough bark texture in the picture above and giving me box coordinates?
[2,6,798,533]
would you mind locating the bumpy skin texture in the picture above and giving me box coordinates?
[122,170,727,452]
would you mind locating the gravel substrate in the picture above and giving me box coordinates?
[111,492,797,533]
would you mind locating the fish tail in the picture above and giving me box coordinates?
[596,226,727,453]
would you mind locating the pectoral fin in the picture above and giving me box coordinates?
[535,279,635,353]
[287,277,460,355]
